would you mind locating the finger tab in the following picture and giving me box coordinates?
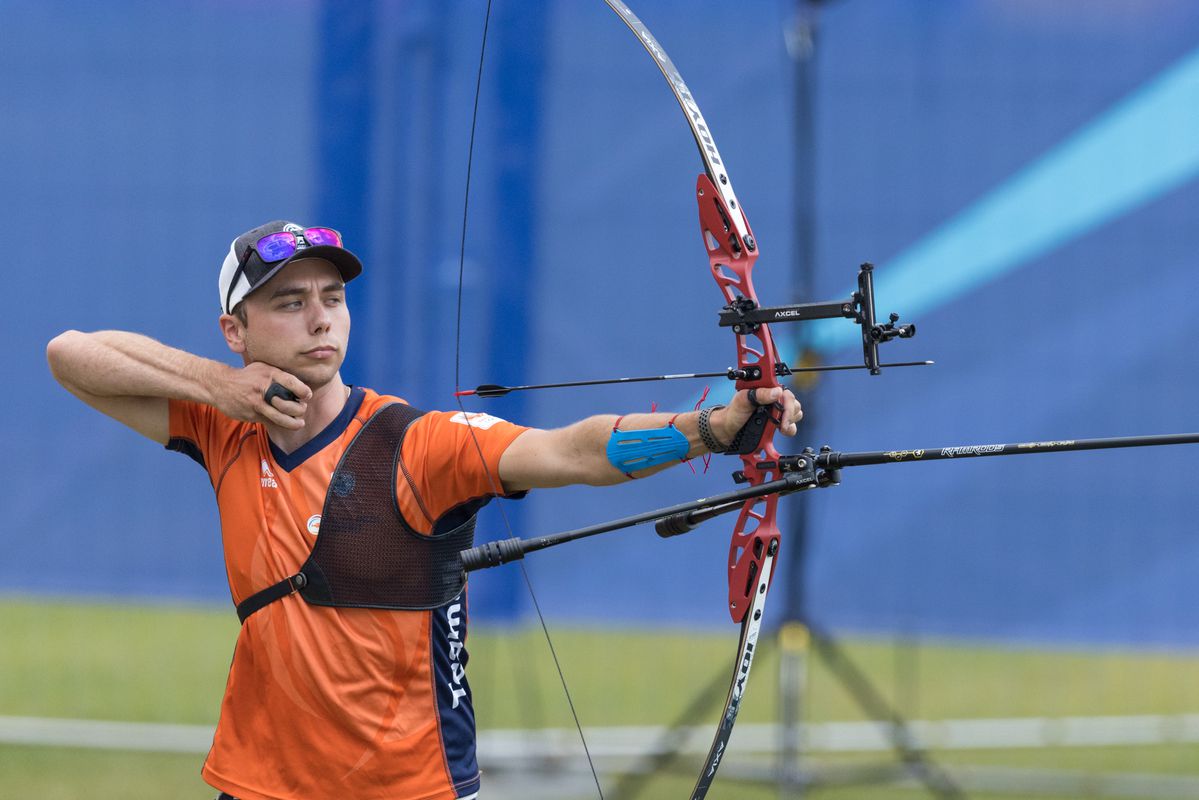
[264,382,299,405]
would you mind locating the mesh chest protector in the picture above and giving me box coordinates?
[237,402,475,623]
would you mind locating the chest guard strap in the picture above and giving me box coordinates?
[237,402,475,623]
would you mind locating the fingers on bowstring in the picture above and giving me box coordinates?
[273,373,313,403]
[261,378,309,430]
[263,382,298,407]
[263,375,311,407]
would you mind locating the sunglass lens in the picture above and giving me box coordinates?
[304,227,342,247]
[256,232,297,262]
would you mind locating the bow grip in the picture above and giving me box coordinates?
[725,389,782,455]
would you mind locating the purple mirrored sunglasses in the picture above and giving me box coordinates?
[248,227,343,263]
[225,227,346,314]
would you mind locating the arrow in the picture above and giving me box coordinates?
[455,360,935,397]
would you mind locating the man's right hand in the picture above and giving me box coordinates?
[215,362,312,430]
[47,330,319,443]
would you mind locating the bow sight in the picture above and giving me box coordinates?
[719,262,919,376]
[455,262,931,398]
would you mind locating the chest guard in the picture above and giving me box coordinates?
[237,402,475,623]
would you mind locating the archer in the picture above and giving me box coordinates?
[45,219,802,800]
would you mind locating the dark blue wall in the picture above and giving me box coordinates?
[6,0,1198,647]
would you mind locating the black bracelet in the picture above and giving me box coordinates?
[697,405,730,454]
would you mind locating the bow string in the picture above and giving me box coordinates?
[452,2,606,797]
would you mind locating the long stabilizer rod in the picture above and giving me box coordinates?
[659,432,1199,536]
[811,432,1199,469]
[460,431,1199,571]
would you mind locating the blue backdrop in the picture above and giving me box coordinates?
[4,0,1198,646]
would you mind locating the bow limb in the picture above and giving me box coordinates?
[691,537,777,799]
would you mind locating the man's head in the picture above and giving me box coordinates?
[218,220,362,317]
[217,221,362,391]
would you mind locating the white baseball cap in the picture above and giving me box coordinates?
[218,220,363,314]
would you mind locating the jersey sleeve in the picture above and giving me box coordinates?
[165,398,238,478]
[397,410,529,529]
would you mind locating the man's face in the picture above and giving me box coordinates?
[231,258,350,391]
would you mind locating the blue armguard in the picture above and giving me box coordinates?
[607,424,690,474]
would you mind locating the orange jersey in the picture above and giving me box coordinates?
[167,387,527,800]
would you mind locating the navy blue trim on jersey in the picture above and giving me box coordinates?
[166,436,205,468]
[270,386,366,472]
[434,497,489,536]
[434,489,528,535]
[431,594,480,794]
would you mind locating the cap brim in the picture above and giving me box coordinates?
[291,245,363,282]
[243,245,364,302]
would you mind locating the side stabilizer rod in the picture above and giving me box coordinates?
[460,469,818,572]
[460,431,1199,573]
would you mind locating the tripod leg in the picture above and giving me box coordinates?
[607,661,732,800]
[778,622,811,798]
[812,626,966,799]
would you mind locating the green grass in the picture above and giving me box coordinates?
[0,598,237,723]
[3,598,1199,798]
[0,745,213,800]
[468,623,1199,727]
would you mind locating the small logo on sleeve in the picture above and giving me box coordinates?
[450,411,506,430]
[306,515,321,535]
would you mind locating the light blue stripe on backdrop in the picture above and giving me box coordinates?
[688,45,1199,412]
[797,44,1199,358]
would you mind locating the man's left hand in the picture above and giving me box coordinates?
[713,386,803,447]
